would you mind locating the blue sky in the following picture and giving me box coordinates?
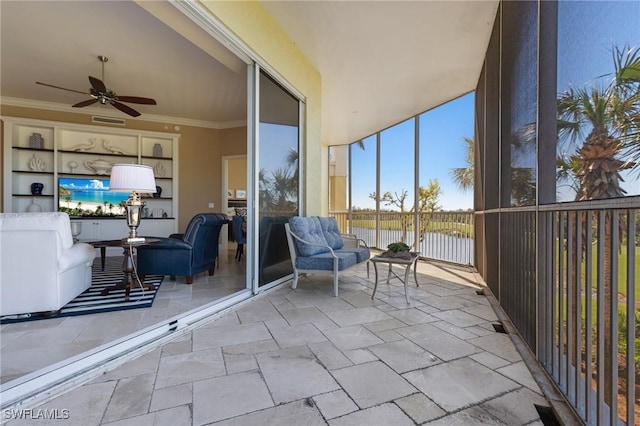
[259,123,298,175]
[351,93,475,211]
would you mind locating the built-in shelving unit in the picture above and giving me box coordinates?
[2,116,180,240]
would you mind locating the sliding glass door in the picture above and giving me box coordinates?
[256,71,300,287]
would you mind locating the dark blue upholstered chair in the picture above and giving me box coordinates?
[136,213,229,284]
[232,215,247,261]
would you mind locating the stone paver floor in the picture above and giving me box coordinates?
[6,261,549,425]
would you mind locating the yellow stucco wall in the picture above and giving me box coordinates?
[201,1,324,215]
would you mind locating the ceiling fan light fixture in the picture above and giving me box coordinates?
[35,54,156,118]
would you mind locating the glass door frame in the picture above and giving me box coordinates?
[250,64,306,295]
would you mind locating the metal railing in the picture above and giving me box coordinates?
[536,204,638,426]
[498,202,638,426]
[330,210,474,265]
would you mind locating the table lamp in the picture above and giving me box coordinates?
[109,164,157,243]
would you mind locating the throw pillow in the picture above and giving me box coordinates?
[289,217,330,257]
[316,217,344,250]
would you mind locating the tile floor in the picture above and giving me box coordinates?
[4,258,550,425]
[0,249,247,384]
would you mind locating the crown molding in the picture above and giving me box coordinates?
[0,97,246,130]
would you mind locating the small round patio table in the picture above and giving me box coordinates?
[370,251,420,305]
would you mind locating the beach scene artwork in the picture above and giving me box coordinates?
[58,177,128,216]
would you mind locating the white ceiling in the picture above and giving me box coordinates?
[0,0,498,145]
[0,1,248,127]
[262,0,498,145]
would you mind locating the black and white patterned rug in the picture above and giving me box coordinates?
[0,257,163,324]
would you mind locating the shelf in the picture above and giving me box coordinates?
[4,117,178,230]
[58,149,138,159]
[141,155,172,160]
[12,147,55,152]
[12,170,54,175]
[57,173,113,178]
[57,176,111,180]
[68,216,124,220]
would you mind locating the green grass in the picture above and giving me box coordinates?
[579,243,640,301]
[349,219,474,237]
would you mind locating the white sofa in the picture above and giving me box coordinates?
[0,212,96,316]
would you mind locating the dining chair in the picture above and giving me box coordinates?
[232,215,247,261]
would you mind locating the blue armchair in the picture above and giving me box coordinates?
[136,213,229,284]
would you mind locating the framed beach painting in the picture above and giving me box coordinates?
[235,189,246,199]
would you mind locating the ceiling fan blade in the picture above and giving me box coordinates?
[72,99,99,108]
[111,101,141,117]
[36,81,89,95]
[116,95,157,105]
[88,76,107,93]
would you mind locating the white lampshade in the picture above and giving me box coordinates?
[110,164,157,193]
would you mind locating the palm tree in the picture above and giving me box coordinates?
[271,166,296,212]
[258,168,275,211]
[450,136,474,192]
[614,45,640,170]
[557,45,639,198]
[557,44,640,406]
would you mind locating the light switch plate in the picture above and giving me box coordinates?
[208,202,215,208]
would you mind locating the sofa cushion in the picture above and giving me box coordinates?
[0,212,74,250]
[289,217,330,257]
[336,247,370,264]
[316,216,344,250]
[296,251,357,271]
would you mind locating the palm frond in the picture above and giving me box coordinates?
[614,44,640,86]
[449,137,474,191]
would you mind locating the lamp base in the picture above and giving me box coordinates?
[123,236,146,244]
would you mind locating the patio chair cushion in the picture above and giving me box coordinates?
[288,216,330,257]
[336,247,370,263]
[316,216,344,250]
[295,251,357,271]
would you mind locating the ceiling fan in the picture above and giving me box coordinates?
[36,55,156,117]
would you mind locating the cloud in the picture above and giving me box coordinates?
[89,179,106,190]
